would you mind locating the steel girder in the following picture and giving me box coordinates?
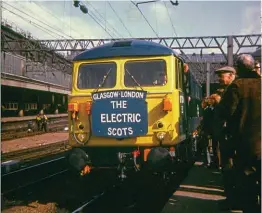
[2,29,261,83]
[2,33,260,52]
[1,30,72,74]
[2,32,261,55]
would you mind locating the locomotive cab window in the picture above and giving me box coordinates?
[175,59,184,90]
[77,62,117,89]
[124,60,167,87]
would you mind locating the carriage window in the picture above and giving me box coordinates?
[124,60,167,87]
[4,103,18,110]
[77,62,117,89]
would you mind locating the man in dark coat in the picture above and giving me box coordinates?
[214,54,261,213]
[214,66,236,168]
[213,66,237,210]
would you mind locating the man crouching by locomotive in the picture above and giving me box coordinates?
[214,54,261,213]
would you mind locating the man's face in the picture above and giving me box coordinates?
[255,64,261,75]
[217,72,235,86]
[159,73,167,83]
[207,98,214,106]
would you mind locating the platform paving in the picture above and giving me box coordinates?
[1,132,69,153]
[161,161,242,213]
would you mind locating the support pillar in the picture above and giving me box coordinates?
[227,36,234,66]
[18,88,25,117]
[18,110,24,117]
[206,62,210,97]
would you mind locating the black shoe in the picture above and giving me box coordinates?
[204,163,211,168]
[218,199,242,211]
[218,199,231,211]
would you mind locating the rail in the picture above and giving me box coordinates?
[2,140,71,162]
[1,125,67,141]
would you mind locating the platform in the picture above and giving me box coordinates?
[1,113,68,123]
[161,161,242,213]
[1,132,69,153]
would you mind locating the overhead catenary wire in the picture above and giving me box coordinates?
[154,2,158,36]
[107,2,133,38]
[84,1,123,38]
[131,0,160,38]
[3,2,72,39]
[86,11,114,38]
[2,6,65,39]
[72,1,116,38]
[33,2,85,38]
[82,1,120,38]
[163,1,178,37]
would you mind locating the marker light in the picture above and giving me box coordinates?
[163,98,172,111]
[68,103,79,112]
[86,102,92,115]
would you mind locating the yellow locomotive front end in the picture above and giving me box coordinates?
[68,40,188,177]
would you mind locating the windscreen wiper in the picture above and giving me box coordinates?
[93,68,112,93]
[125,68,144,91]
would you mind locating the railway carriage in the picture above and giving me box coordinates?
[68,40,202,178]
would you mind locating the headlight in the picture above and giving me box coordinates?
[156,132,166,141]
[77,133,86,142]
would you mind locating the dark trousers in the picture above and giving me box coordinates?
[41,122,47,132]
[236,159,261,213]
[212,139,220,167]
[219,138,237,203]
[36,121,41,131]
[222,166,238,204]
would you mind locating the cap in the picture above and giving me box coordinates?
[215,66,236,74]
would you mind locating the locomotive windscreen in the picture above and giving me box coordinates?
[124,60,167,87]
[77,62,117,89]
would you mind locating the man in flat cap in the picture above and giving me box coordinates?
[214,54,261,213]
[213,65,237,210]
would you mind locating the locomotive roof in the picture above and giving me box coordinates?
[73,40,179,61]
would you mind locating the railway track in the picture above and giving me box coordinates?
[1,122,68,141]
[2,161,119,213]
[1,140,70,163]
[2,156,69,196]
[72,161,193,213]
[2,152,193,213]
[1,125,67,141]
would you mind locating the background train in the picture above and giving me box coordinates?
[67,40,203,178]
[1,86,68,117]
